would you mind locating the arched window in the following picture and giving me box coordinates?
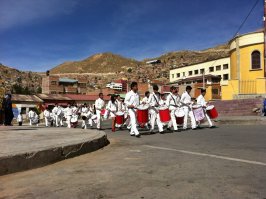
[251,51,261,69]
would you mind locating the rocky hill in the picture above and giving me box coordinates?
[145,44,230,69]
[50,52,141,74]
[0,63,42,94]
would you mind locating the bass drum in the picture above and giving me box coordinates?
[206,105,218,119]
[116,111,124,125]
[158,106,171,123]
[136,105,149,125]
[175,108,185,125]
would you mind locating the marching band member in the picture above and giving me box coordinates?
[106,95,118,132]
[57,105,64,127]
[196,88,214,128]
[148,84,164,134]
[43,108,50,127]
[52,104,60,127]
[64,103,73,128]
[116,95,125,129]
[124,82,141,138]
[95,93,105,130]
[28,109,36,126]
[180,86,197,130]
[87,104,96,128]
[141,91,150,105]
[81,103,89,129]
[166,86,180,132]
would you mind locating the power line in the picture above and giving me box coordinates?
[233,0,260,38]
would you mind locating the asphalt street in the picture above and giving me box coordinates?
[0,123,266,199]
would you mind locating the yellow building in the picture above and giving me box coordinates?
[222,29,266,100]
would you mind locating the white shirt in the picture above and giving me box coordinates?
[81,107,89,115]
[65,107,73,116]
[166,93,180,108]
[95,98,105,110]
[125,90,140,108]
[197,94,207,107]
[116,100,124,112]
[28,110,36,118]
[141,96,149,104]
[180,91,192,105]
[148,92,160,107]
[44,110,50,117]
[17,115,23,122]
[107,101,118,112]
[52,106,58,115]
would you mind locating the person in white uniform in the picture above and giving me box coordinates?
[196,88,214,128]
[180,86,197,130]
[43,108,51,127]
[115,95,125,129]
[166,86,181,132]
[64,103,73,128]
[52,104,60,127]
[124,82,141,138]
[28,109,36,126]
[148,84,164,134]
[95,93,105,130]
[81,104,89,129]
[106,95,118,132]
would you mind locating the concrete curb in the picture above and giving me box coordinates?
[215,117,266,125]
[0,132,109,176]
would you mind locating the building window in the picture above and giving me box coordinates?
[212,88,219,95]
[223,74,229,80]
[50,91,57,94]
[251,51,261,69]
[209,67,214,72]
[194,70,199,75]
[188,71,192,76]
[223,64,229,70]
[51,81,57,85]
[176,73,180,78]
[183,72,185,77]
[200,69,205,74]
[216,65,221,71]
[172,74,174,79]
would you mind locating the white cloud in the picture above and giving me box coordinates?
[0,0,78,31]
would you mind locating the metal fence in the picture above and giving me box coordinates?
[239,80,256,94]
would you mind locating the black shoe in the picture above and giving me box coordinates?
[192,128,197,130]
[209,126,216,129]
[197,126,203,129]
[174,129,181,133]
[167,128,171,131]
[135,134,141,138]
[159,131,165,134]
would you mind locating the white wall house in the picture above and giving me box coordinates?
[169,57,230,86]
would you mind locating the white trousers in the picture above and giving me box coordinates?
[149,108,163,132]
[128,109,139,135]
[45,117,49,127]
[168,108,178,130]
[204,110,213,127]
[183,107,196,129]
[96,110,102,129]
[66,115,71,128]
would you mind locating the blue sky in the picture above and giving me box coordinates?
[0,0,263,72]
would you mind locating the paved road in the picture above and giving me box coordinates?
[0,123,266,199]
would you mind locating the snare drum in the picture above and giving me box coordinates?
[137,105,149,124]
[158,106,171,123]
[101,109,106,116]
[206,105,218,119]
[116,111,124,125]
[175,108,185,125]
[193,107,205,122]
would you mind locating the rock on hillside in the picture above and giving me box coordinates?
[50,52,141,74]
[0,63,42,94]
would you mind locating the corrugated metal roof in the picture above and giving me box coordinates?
[59,78,78,83]
[36,94,73,101]
[12,94,43,103]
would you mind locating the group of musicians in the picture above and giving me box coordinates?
[41,82,216,137]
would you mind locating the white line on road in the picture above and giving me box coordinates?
[144,145,266,167]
